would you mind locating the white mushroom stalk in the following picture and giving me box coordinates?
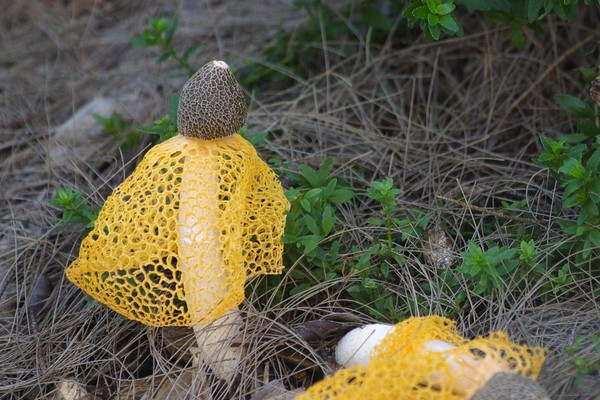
[422,339,506,396]
[177,139,224,322]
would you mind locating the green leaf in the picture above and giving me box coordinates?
[367,217,386,226]
[412,5,429,19]
[371,178,392,192]
[559,158,585,178]
[285,187,301,202]
[150,17,164,32]
[137,124,168,135]
[525,0,544,22]
[326,188,354,204]
[362,277,377,289]
[129,36,153,47]
[587,149,600,172]
[299,165,321,187]
[316,157,334,181]
[520,239,535,256]
[301,235,322,254]
[156,50,175,64]
[50,188,98,228]
[428,23,441,40]
[92,113,108,125]
[473,275,488,295]
[439,14,460,33]
[563,193,583,209]
[428,13,440,26]
[563,179,586,200]
[300,197,312,212]
[579,120,600,139]
[164,15,179,42]
[169,93,180,122]
[436,3,456,15]
[246,130,268,146]
[322,206,335,235]
[555,93,594,118]
[539,135,561,153]
[579,201,599,223]
[508,23,525,51]
[304,214,320,235]
[304,188,322,200]
[182,44,199,60]
[289,283,313,296]
[426,0,438,13]
[281,234,298,244]
[86,217,98,229]
[579,67,598,84]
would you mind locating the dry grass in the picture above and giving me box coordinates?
[1,1,599,399]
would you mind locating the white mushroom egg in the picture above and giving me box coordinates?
[335,323,394,367]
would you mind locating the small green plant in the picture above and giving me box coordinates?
[457,242,519,295]
[366,178,404,257]
[347,179,406,320]
[535,92,600,261]
[137,94,180,142]
[405,0,461,40]
[92,112,139,149]
[130,16,197,76]
[549,264,574,295]
[50,187,98,229]
[283,157,354,272]
[346,178,432,320]
[565,334,600,387]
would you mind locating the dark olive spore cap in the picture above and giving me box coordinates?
[471,372,550,400]
[177,60,247,140]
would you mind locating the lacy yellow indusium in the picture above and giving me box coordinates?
[67,133,289,326]
[299,316,547,400]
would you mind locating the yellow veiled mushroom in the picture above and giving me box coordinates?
[299,316,548,400]
[66,60,290,327]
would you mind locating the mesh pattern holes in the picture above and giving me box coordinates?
[66,134,289,326]
[299,316,547,400]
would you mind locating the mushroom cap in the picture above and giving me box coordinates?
[298,316,547,400]
[66,134,289,326]
[471,372,550,400]
[177,60,247,140]
[335,323,394,367]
